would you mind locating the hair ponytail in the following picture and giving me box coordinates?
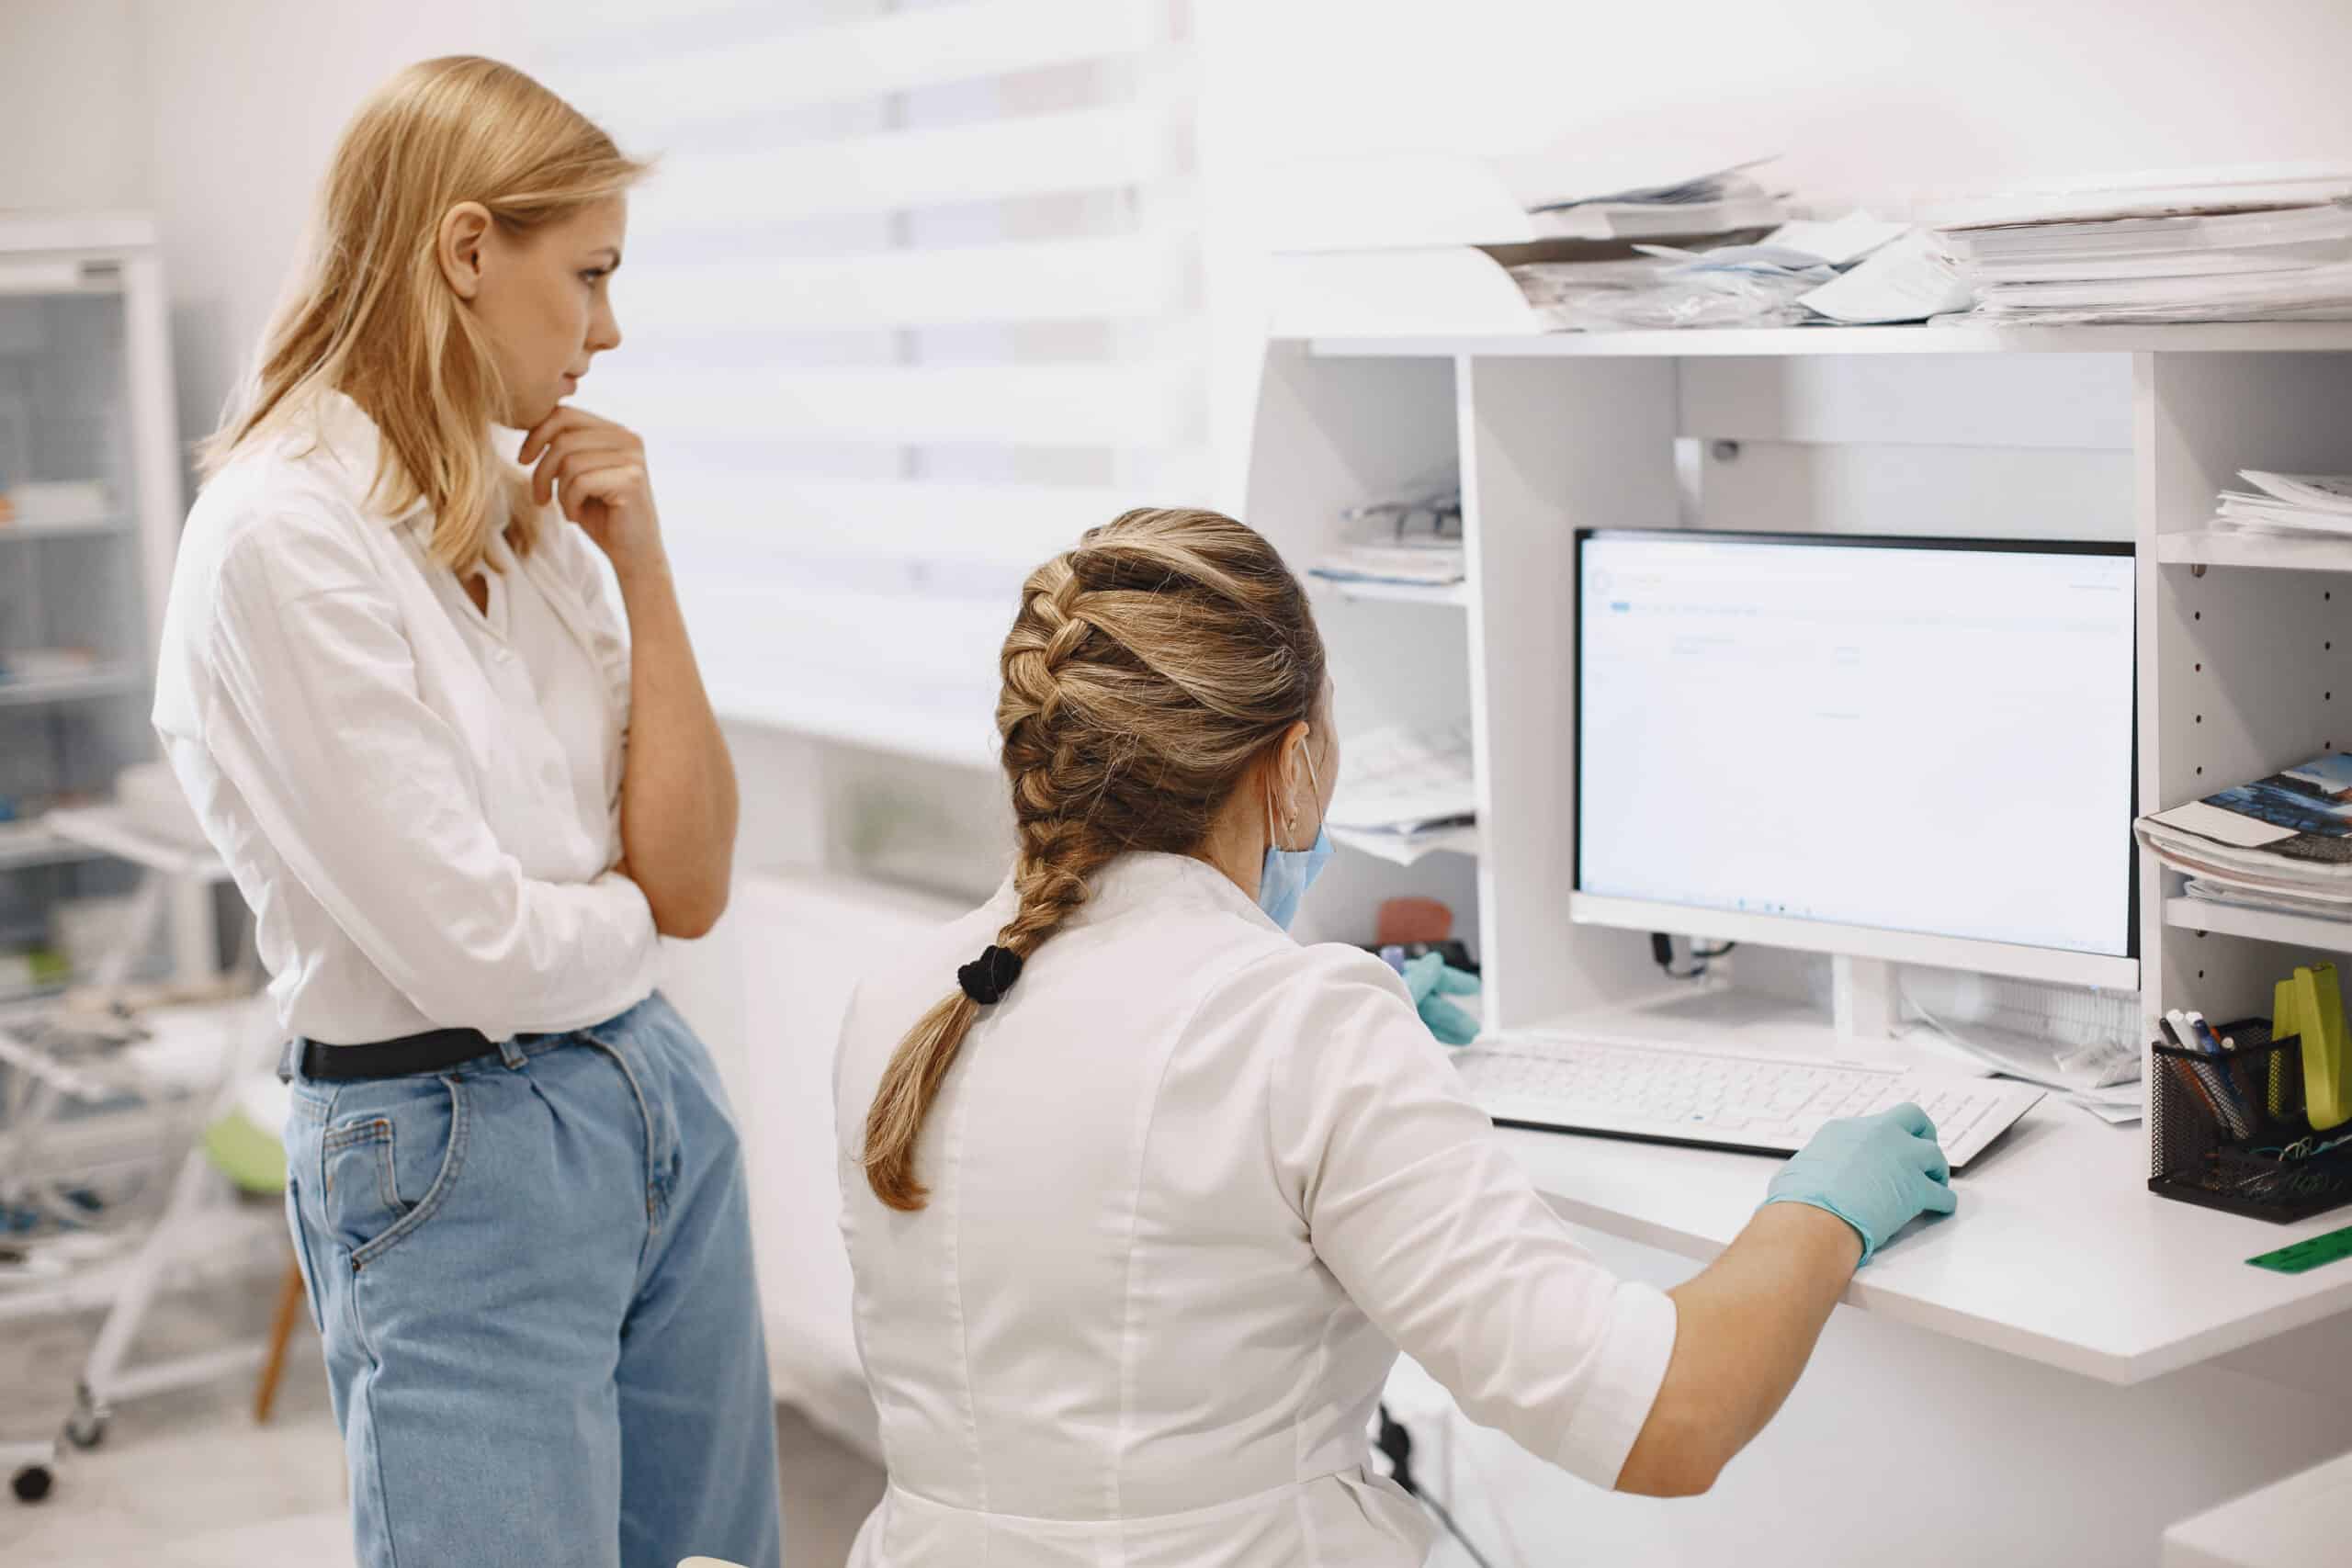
[862,509,1326,1211]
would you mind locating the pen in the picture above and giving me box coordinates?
[2166,1012,2254,1138]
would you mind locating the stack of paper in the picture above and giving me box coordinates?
[2212,470,2352,536]
[1934,167,2352,323]
[1510,213,1971,331]
[1328,722,1477,866]
[1908,997,2143,1124]
[1308,539,1463,591]
[2138,752,2352,919]
[1518,156,1789,243]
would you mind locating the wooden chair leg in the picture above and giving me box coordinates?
[253,1256,307,1425]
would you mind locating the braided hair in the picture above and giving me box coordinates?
[862,508,1328,1211]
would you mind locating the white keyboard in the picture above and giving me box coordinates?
[1455,1032,2046,1168]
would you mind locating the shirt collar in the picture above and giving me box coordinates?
[985,850,1286,938]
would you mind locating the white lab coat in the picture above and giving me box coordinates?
[833,852,1677,1567]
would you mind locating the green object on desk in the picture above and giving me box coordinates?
[2247,1223,2352,1275]
[2275,964,2349,1132]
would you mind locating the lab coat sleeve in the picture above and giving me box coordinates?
[1258,944,1678,1489]
[187,520,659,1039]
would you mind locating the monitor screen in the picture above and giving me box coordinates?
[1576,531,2136,960]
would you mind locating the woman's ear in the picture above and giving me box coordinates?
[436,202,494,300]
[1278,719,1315,815]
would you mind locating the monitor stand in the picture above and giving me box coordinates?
[1549,955,1982,1077]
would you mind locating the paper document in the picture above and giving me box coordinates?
[2215,471,2352,536]
[1329,721,1476,840]
[1760,212,1909,268]
[1310,539,1464,589]
[1330,822,1481,867]
[1798,231,1974,323]
[1906,1003,2142,1123]
[2138,753,2352,923]
[1925,163,2352,229]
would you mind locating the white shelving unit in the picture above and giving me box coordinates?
[1241,314,2352,1566]
[1242,321,2352,1123]
[0,215,203,987]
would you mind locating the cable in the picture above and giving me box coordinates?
[1376,1404,1497,1568]
[1651,931,1736,982]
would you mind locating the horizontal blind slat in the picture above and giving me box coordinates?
[617,235,1184,331]
[568,0,1155,120]
[597,361,1194,446]
[633,105,1168,226]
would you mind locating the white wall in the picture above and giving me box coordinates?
[1192,0,2352,501]
[1202,0,2352,204]
[0,0,151,213]
[130,1,528,463]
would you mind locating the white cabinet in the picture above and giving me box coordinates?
[0,215,200,1002]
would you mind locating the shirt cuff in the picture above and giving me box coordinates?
[1555,1280,1679,1489]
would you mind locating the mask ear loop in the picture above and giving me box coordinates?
[1267,761,1298,853]
[1299,738,1325,844]
[1270,728,1326,851]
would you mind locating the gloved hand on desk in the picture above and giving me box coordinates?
[1760,1103,1956,1265]
[1400,951,1481,1046]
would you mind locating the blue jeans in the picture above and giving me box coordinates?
[283,993,783,1568]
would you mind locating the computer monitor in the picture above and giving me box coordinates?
[1573,530,2138,989]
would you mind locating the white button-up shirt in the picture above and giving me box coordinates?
[153,391,659,1044]
[834,852,1677,1567]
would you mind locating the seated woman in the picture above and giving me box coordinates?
[832,506,1954,1565]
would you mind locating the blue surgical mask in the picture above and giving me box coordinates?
[1257,741,1332,931]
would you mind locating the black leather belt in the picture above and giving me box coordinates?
[292,1026,503,1082]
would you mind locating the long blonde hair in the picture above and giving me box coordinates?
[201,56,647,573]
[863,508,1329,1212]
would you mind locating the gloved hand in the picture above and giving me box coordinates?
[1401,952,1481,1046]
[1760,1102,1956,1265]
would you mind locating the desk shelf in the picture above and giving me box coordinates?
[0,518,132,543]
[0,666,143,707]
[1305,321,2352,361]
[2164,895,2352,954]
[2156,530,2352,573]
[1313,576,1469,608]
[0,819,111,873]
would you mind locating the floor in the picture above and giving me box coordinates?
[0,1265,886,1566]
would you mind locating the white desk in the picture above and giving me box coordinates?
[2165,1448,2352,1568]
[1504,1100,2352,1385]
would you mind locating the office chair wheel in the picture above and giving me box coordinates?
[11,1464,52,1504]
[63,1409,106,1450]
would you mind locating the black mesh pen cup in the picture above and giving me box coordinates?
[2148,1024,2352,1223]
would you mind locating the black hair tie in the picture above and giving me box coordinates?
[957,944,1024,1006]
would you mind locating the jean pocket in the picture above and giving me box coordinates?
[318,1075,469,1268]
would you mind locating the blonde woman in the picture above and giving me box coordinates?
[153,59,778,1568]
[834,509,1957,1564]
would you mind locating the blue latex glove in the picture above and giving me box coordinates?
[1401,952,1482,1046]
[1760,1103,1956,1265]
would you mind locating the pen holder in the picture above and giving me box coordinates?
[2148,1025,2352,1223]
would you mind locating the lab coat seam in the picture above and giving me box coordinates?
[1294,1301,1344,1566]
[941,1045,990,1528]
[1105,994,1205,1537]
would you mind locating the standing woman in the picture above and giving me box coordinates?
[153,58,780,1568]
